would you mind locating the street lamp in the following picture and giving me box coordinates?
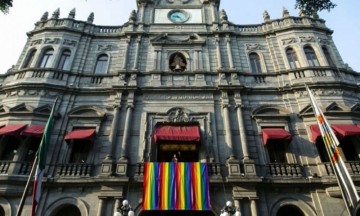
[114,200,135,216]
[220,201,241,216]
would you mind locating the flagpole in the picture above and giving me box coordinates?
[16,157,38,216]
[306,84,359,215]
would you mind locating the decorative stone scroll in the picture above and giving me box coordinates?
[246,43,265,51]
[318,37,330,45]
[97,44,113,51]
[299,36,315,43]
[30,39,43,46]
[282,37,297,45]
[167,108,192,123]
[44,38,61,44]
[63,39,77,46]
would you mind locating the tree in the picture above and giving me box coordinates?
[0,0,12,14]
[295,0,337,15]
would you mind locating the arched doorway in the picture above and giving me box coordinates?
[139,210,216,216]
[276,205,304,216]
[52,205,81,216]
[0,206,5,216]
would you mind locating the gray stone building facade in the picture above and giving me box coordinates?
[0,0,360,215]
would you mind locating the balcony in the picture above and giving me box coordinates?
[265,163,304,177]
[0,161,33,175]
[55,163,93,177]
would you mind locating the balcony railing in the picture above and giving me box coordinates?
[0,161,33,175]
[55,163,93,177]
[0,161,11,174]
[266,163,303,177]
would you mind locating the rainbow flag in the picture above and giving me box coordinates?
[143,162,211,211]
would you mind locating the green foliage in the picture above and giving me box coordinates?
[295,0,337,15]
[0,0,13,14]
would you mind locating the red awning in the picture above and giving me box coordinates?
[262,128,292,145]
[332,124,360,139]
[310,125,322,142]
[0,124,27,136]
[153,124,201,144]
[64,129,96,142]
[20,125,45,137]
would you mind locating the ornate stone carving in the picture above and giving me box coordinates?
[97,44,113,51]
[220,9,228,24]
[129,10,137,22]
[167,108,192,123]
[300,36,315,43]
[246,43,265,50]
[87,12,94,24]
[52,8,60,19]
[263,10,270,21]
[282,37,297,45]
[282,7,290,18]
[68,8,76,19]
[63,39,77,46]
[40,12,48,21]
[167,0,191,3]
[30,39,43,46]
[318,37,330,45]
[44,38,60,44]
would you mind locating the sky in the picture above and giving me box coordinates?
[0,0,359,73]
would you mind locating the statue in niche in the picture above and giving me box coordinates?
[170,54,186,72]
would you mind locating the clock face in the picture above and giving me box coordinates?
[168,10,189,23]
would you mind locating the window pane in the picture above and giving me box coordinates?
[286,48,299,69]
[23,50,36,68]
[304,47,319,66]
[94,55,108,74]
[58,50,71,70]
[39,49,54,68]
[249,53,262,73]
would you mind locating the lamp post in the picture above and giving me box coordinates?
[220,201,241,216]
[114,200,135,216]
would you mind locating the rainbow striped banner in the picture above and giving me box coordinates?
[143,162,211,211]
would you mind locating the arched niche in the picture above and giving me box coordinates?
[43,197,88,216]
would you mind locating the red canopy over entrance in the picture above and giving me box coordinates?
[20,125,45,137]
[0,124,27,136]
[262,128,292,145]
[64,129,96,142]
[153,124,201,144]
[332,124,360,139]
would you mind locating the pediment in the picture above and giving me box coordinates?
[351,103,360,113]
[10,103,33,113]
[299,104,314,115]
[151,33,205,45]
[68,106,106,119]
[325,102,347,112]
[34,104,52,115]
[252,105,290,120]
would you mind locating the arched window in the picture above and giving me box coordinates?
[57,49,71,70]
[322,46,335,67]
[39,48,54,68]
[94,54,109,74]
[304,46,319,66]
[286,48,300,69]
[23,49,36,68]
[249,53,262,73]
[53,205,81,216]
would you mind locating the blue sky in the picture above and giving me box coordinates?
[0,0,358,73]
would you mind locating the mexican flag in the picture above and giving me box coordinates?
[31,99,57,216]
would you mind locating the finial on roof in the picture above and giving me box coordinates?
[220,9,228,24]
[87,12,94,23]
[40,12,49,21]
[311,12,319,19]
[282,7,290,18]
[263,10,270,21]
[129,10,137,22]
[298,9,306,17]
[52,8,60,19]
[68,8,76,19]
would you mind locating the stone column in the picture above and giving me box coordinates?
[153,50,158,70]
[194,50,199,71]
[120,105,134,159]
[250,199,258,216]
[215,36,223,69]
[221,92,234,157]
[157,50,162,71]
[97,198,105,216]
[113,198,121,214]
[235,105,249,160]
[198,50,203,70]
[234,199,241,211]
[210,2,217,23]
[122,37,131,70]
[226,35,235,69]
[132,36,141,70]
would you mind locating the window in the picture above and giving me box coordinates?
[57,49,71,70]
[286,48,300,69]
[249,53,262,73]
[0,136,19,161]
[267,140,287,163]
[304,46,319,66]
[322,47,335,67]
[23,49,36,68]
[94,54,109,74]
[39,48,54,68]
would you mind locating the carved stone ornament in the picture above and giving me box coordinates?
[295,89,346,98]
[282,37,297,45]
[318,37,330,45]
[167,108,192,123]
[167,0,191,4]
[44,38,61,44]
[300,36,315,43]
[97,44,113,51]
[63,39,77,46]
[246,43,265,51]
[30,39,43,46]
